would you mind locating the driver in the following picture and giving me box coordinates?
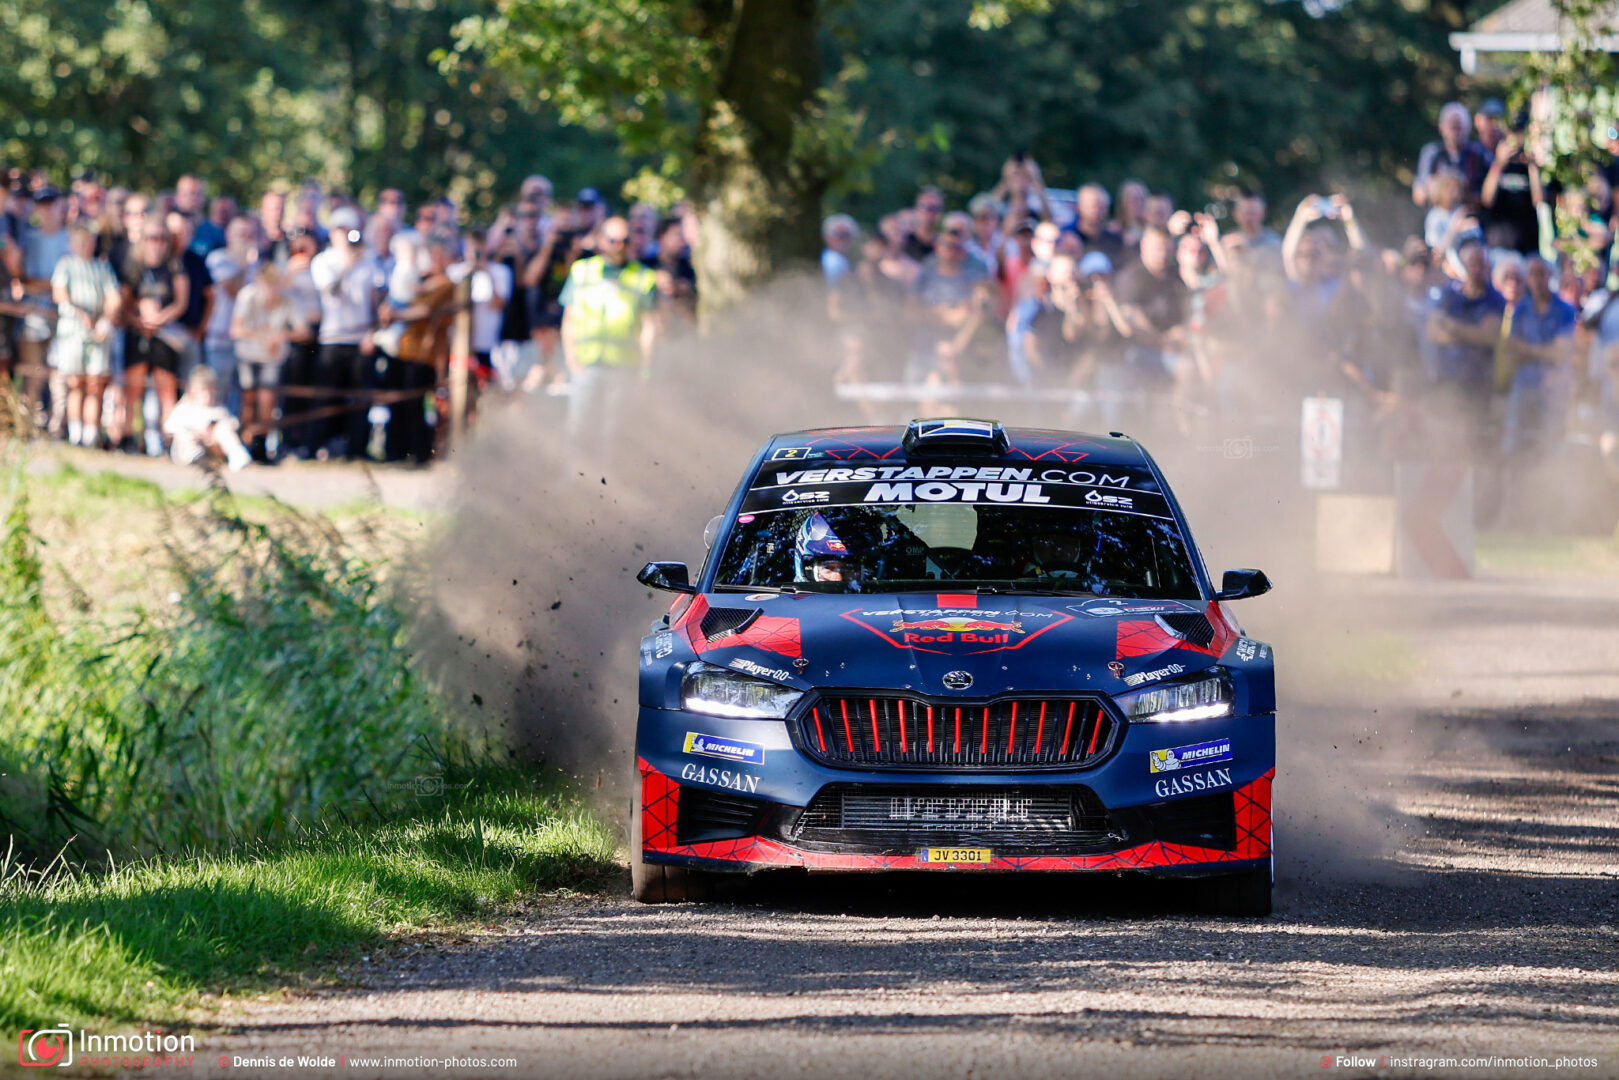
[794,511,854,585]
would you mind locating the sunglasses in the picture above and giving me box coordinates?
[918,203,944,213]
[942,229,968,239]
[602,235,630,245]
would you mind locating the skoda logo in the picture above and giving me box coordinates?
[942,670,974,691]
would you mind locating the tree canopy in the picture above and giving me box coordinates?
[2,0,1497,228]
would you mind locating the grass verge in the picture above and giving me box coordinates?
[0,771,620,1033]
[1476,529,1619,578]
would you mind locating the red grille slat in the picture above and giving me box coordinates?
[803,695,1113,769]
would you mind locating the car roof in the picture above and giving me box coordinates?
[763,424,1149,468]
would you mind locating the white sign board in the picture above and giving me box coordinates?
[1301,396,1343,490]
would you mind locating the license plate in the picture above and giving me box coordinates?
[921,847,993,866]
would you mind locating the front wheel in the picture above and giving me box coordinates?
[1195,865,1272,917]
[628,791,713,903]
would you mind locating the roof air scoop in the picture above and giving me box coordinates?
[903,418,1010,456]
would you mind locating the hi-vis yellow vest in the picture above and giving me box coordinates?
[568,256,656,367]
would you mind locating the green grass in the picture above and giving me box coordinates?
[0,448,622,1035]
[0,774,620,1032]
[1476,529,1619,578]
[0,461,477,862]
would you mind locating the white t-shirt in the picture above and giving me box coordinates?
[164,398,234,465]
[309,247,385,345]
[448,260,513,354]
[232,281,301,366]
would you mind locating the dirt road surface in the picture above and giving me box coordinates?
[185,565,1619,1080]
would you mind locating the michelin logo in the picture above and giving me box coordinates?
[1148,737,1233,774]
[683,731,766,766]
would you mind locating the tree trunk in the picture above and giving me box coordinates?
[690,0,824,319]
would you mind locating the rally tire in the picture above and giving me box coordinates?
[1196,866,1272,918]
[629,793,713,903]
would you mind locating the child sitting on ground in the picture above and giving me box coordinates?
[163,367,253,471]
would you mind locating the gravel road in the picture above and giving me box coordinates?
[193,569,1619,1080]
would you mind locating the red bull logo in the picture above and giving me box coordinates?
[844,608,1073,655]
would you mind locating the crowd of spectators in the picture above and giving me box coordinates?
[823,103,1619,480]
[0,170,695,466]
[3,95,1619,485]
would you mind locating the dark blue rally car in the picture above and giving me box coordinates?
[632,419,1276,915]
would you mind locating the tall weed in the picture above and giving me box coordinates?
[0,470,489,863]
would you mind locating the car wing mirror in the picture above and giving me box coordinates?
[1215,568,1272,601]
[637,561,697,594]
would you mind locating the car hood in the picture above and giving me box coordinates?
[681,591,1237,697]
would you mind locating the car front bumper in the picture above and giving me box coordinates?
[636,706,1274,877]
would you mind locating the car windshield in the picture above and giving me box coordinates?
[711,458,1202,598]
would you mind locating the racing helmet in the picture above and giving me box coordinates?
[793,511,851,583]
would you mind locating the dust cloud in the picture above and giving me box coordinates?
[412,270,1433,882]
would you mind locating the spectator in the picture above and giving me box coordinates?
[574,188,607,239]
[378,232,455,464]
[1113,226,1188,396]
[259,189,292,266]
[903,187,945,261]
[646,217,696,327]
[308,206,384,459]
[522,201,588,392]
[230,262,302,461]
[20,186,70,428]
[1072,184,1124,259]
[821,214,859,286]
[204,215,259,412]
[1413,102,1490,207]
[481,201,538,392]
[519,174,553,235]
[1231,190,1281,251]
[206,196,238,250]
[1501,254,1576,458]
[627,202,660,263]
[1473,98,1507,158]
[908,211,991,386]
[1116,180,1148,247]
[1142,192,1175,235]
[965,194,1004,275]
[164,366,252,471]
[176,175,221,253]
[449,227,512,413]
[1425,238,1506,453]
[558,216,659,442]
[49,224,120,447]
[123,217,190,449]
[165,210,214,379]
[1424,172,1469,252]
[1481,130,1543,255]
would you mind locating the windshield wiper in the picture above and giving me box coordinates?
[713,584,800,595]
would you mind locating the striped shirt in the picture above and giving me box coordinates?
[50,255,118,336]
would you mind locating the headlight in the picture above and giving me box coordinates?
[680,662,803,719]
[1116,672,1231,723]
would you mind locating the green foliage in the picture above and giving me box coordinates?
[0,471,486,863]
[0,0,627,210]
[0,774,620,1031]
[1511,0,1618,188]
[831,0,1482,221]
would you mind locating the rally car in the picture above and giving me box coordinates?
[631,419,1276,915]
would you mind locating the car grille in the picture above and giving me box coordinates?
[796,694,1116,769]
[786,784,1120,853]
